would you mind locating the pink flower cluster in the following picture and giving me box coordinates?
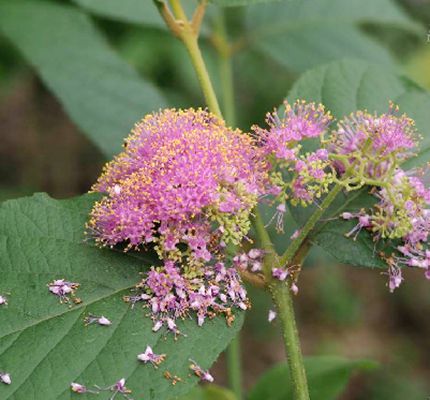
[125,260,248,331]
[332,105,428,290]
[254,100,429,291]
[331,103,417,178]
[253,100,334,208]
[342,167,430,290]
[88,108,267,329]
[89,108,267,256]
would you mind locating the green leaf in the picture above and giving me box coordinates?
[0,193,243,399]
[248,356,378,400]
[72,0,206,30]
[282,59,430,268]
[177,384,237,400]
[245,0,421,71]
[72,0,165,27]
[0,0,167,158]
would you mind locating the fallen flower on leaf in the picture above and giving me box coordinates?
[189,359,214,382]
[0,372,11,385]
[137,345,166,368]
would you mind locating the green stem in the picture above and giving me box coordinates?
[168,0,222,117]
[270,280,309,400]
[280,183,343,266]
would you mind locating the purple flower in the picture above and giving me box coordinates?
[137,345,166,368]
[70,382,100,394]
[107,378,133,400]
[84,314,112,327]
[125,260,248,332]
[254,100,332,159]
[342,211,372,240]
[331,104,416,178]
[387,265,403,293]
[272,268,288,281]
[48,279,79,303]
[0,295,7,306]
[0,372,11,385]
[88,108,268,258]
[268,309,277,322]
[291,282,299,295]
[189,359,214,382]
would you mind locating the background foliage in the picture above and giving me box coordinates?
[0,0,430,398]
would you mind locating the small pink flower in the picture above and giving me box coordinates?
[290,229,301,240]
[70,382,99,394]
[268,309,277,323]
[0,295,7,306]
[84,314,112,326]
[48,279,79,303]
[189,359,214,382]
[387,265,403,293]
[0,372,11,385]
[272,268,288,281]
[104,378,133,400]
[71,382,87,393]
[291,283,299,295]
[137,345,166,368]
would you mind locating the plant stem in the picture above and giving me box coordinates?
[270,280,309,400]
[168,0,222,117]
[280,183,343,266]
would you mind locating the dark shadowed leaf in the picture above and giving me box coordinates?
[0,0,167,158]
[0,193,243,399]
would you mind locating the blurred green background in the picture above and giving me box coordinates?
[0,0,429,398]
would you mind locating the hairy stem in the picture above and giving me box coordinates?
[271,280,309,400]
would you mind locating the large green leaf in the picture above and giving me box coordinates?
[0,0,167,158]
[281,59,430,268]
[0,193,243,399]
[248,356,377,400]
[245,0,421,71]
